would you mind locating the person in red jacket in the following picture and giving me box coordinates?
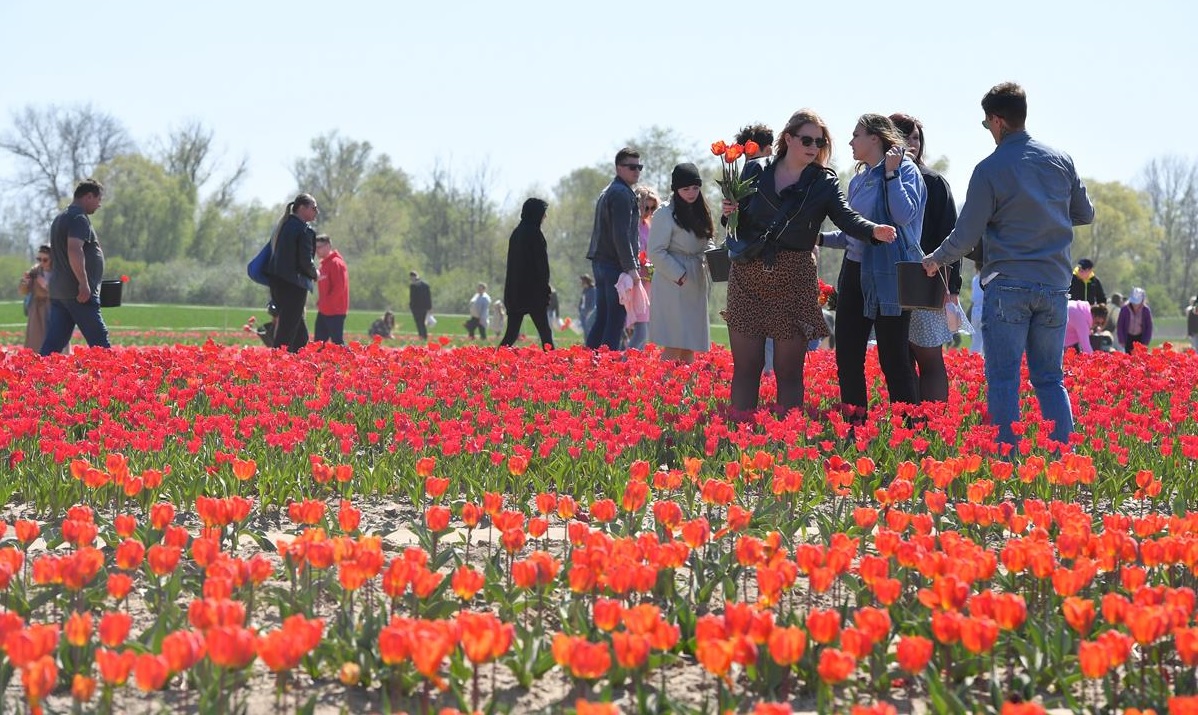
[314,234,349,345]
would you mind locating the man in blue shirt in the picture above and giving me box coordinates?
[41,178,111,354]
[922,82,1094,452]
[585,147,642,350]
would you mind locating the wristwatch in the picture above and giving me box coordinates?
[884,171,898,181]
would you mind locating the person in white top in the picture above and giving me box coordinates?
[969,271,984,356]
[466,283,491,340]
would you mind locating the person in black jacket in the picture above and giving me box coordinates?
[265,193,319,352]
[500,198,554,349]
[1069,259,1107,305]
[721,109,896,414]
[409,272,433,339]
[891,114,960,402]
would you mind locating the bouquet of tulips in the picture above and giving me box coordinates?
[711,140,760,237]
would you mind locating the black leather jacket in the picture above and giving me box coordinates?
[738,159,878,253]
[266,215,318,291]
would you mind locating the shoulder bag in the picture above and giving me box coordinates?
[726,164,817,265]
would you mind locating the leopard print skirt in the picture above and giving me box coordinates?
[723,250,829,342]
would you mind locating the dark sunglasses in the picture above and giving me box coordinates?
[37,257,49,264]
[620,163,644,171]
[794,135,828,148]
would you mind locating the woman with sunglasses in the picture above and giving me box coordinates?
[19,245,57,352]
[820,114,925,420]
[723,109,896,415]
[890,113,960,402]
[627,186,659,349]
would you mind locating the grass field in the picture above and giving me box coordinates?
[1,300,1188,349]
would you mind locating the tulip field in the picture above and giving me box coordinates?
[1,338,1198,715]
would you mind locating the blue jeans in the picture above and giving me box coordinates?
[627,322,648,350]
[981,278,1072,449]
[314,313,345,345]
[40,297,110,354]
[586,261,626,350]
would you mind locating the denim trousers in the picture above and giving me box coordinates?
[40,297,110,354]
[981,278,1072,448]
[585,261,627,350]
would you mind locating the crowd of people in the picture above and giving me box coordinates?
[19,82,1198,454]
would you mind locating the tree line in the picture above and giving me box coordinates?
[2,104,1197,318]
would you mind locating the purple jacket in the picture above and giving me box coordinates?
[1116,304,1153,345]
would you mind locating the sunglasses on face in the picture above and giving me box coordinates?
[794,135,828,148]
[37,257,49,264]
[620,163,644,171]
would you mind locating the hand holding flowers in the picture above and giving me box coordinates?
[711,140,759,237]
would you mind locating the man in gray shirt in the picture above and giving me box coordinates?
[41,178,111,354]
[922,82,1094,452]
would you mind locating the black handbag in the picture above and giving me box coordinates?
[726,165,816,265]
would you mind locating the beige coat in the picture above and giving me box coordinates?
[646,204,714,352]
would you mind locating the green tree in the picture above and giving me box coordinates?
[1071,179,1156,299]
[292,131,373,222]
[92,154,195,263]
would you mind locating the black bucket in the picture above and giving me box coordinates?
[99,279,123,308]
[705,244,730,283]
[896,261,945,310]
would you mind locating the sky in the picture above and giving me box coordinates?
[1,0,1195,213]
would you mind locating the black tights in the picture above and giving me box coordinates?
[834,260,919,408]
[730,331,809,413]
[500,310,555,349]
[910,344,949,402]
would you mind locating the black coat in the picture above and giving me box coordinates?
[265,215,318,290]
[504,199,551,313]
[738,159,876,252]
[919,167,962,294]
[409,280,432,313]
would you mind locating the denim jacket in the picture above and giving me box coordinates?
[825,158,926,318]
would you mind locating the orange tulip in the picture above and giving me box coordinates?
[96,647,137,685]
[451,564,485,601]
[816,648,856,684]
[1062,596,1096,636]
[107,573,133,601]
[21,655,57,713]
[896,634,934,672]
[146,544,182,576]
[612,631,650,669]
[134,653,171,691]
[99,611,133,648]
[65,610,93,647]
[767,625,806,666]
[458,611,514,664]
[71,673,97,703]
[806,608,841,644]
[1077,640,1109,679]
[206,625,258,669]
[959,617,999,654]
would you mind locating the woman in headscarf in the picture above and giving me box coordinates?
[500,198,554,349]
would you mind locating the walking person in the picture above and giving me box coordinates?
[313,234,348,345]
[500,198,554,349]
[923,82,1095,450]
[585,148,642,350]
[409,271,433,340]
[821,114,925,415]
[723,109,896,414]
[1116,287,1152,353]
[578,275,597,336]
[647,163,716,364]
[466,283,491,340]
[41,179,111,354]
[264,193,319,353]
[19,245,56,352]
[891,113,960,402]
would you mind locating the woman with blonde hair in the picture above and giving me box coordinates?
[627,185,659,349]
[820,114,925,414]
[722,109,896,414]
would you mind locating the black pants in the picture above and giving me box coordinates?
[1124,334,1147,353]
[465,317,487,339]
[314,313,345,345]
[269,278,309,353]
[412,309,429,339]
[500,310,554,349]
[835,260,918,408]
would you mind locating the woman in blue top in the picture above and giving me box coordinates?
[820,114,925,415]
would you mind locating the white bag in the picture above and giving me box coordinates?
[425,313,437,327]
[946,301,974,335]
